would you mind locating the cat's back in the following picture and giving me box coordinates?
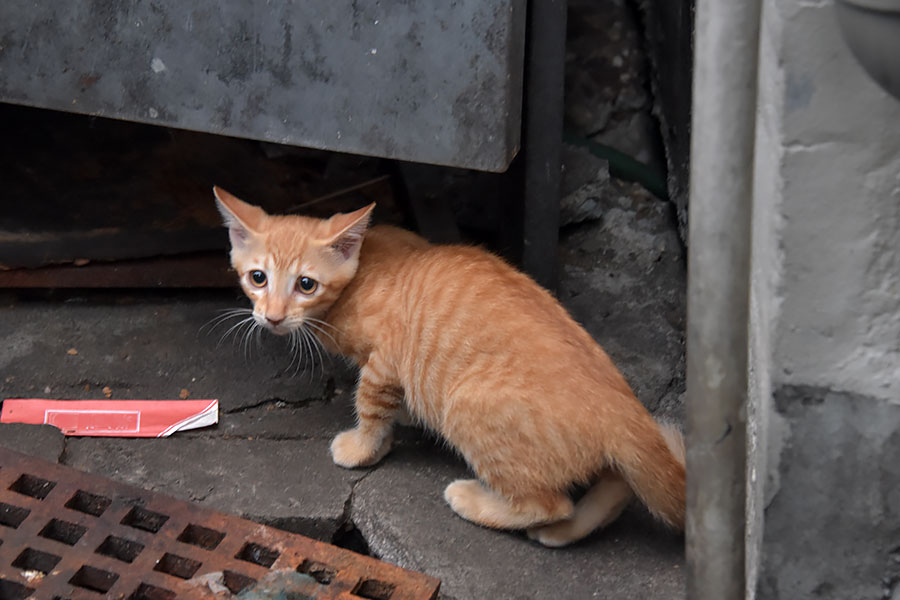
[359,227,524,298]
[363,229,585,340]
[362,233,603,368]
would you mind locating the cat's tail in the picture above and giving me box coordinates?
[614,416,686,530]
[527,417,685,547]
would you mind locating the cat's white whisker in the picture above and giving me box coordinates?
[287,329,302,375]
[217,316,256,347]
[305,317,342,336]
[231,316,257,359]
[301,327,317,379]
[309,328,323,378]
[241,320,259,360]
[247,326,262,359]
[314,330,328,367]
[304,316,339,329]
[293,327,308,378]
[304,320,339,349]
[304,325,327,376]
[201,308,254,334]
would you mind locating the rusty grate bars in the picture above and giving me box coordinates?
[0,447,439,600]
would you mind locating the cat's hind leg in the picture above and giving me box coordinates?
[444,479,574,529]
[526,469,633,547]
[331,359,402,468]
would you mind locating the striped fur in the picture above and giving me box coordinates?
[214,187,686,546]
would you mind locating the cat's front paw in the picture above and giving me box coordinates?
[330,429,392,468]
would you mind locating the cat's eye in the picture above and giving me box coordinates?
[297,276,318,295]
[249,270,267,288]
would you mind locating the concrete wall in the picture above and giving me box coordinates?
[749,0,900,598]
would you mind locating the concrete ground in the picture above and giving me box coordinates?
[0,176,685,599]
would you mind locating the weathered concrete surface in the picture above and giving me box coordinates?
[749,0,900,597]
[757,386,900,600]
[191,388,356,441]
[559,179,686,421]
[0,423,66,464]
[354,440,685,600]
[0,291,339,414]
[0,290,361,542]
[64,437,363,541]
[755,0,900,404]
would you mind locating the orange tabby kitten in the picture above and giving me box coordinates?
[213,186,685,547]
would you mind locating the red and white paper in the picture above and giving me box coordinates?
[1,399,218,437]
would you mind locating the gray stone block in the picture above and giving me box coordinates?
[0,292,334,415]
[0,423,65,463]
[759,385,900,600]
[64,437,364,541]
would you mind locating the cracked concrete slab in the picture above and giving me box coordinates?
[0,289,362,543]
[192,390,357,441]
[63,437,363,541]
[0,291,334,415]
[352,441,685,600]
[0,423,66,463]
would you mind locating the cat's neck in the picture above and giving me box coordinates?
[319,225,429,362]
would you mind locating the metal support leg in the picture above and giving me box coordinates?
[519,0,567,291]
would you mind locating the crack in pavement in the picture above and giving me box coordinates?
[224,395,327,415]
[215,433,335,441]
[225,377,337,415]
[341,466,380,525]
[330,465,383,553]
[57,437,69,465]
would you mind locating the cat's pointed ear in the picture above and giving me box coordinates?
[213,186,266,249]
[322,203,375,261]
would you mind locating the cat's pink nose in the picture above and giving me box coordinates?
[266,316,285,326]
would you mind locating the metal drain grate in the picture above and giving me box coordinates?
[0,447,439,599]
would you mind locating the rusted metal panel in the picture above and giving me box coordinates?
[0,253,236,288]
[0,1,526,172]
[0,447,440,599]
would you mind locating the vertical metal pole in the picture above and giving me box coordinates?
[520,0,566,291]
[686,0,761,597]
